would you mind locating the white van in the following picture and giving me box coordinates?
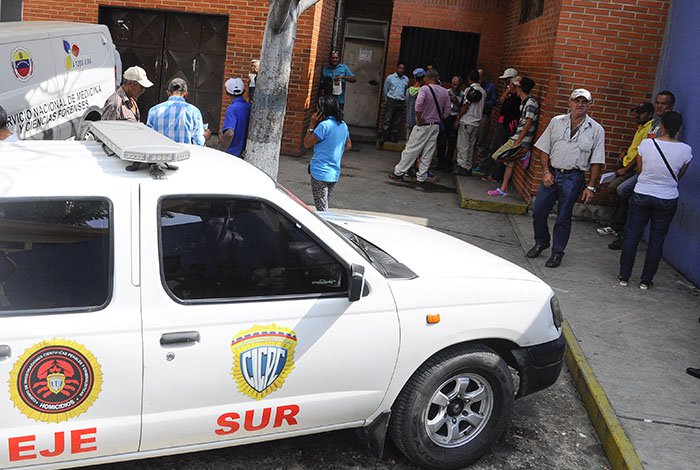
[0,21,116,140]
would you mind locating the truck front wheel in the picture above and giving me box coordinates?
[389,345,514,469]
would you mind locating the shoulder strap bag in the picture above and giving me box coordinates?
[427,85,446,131]
[651,139,678,182]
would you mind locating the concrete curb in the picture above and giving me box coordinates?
[455,175,528,215]
[562,321,643,470]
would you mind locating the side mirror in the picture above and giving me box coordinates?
[348,264,365,302]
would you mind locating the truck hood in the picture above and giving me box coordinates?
[319,211,541,283]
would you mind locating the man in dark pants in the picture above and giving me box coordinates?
[526,89,605,268]
[379,63,409,144]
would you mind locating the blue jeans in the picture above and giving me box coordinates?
[532,171,586,256]
[619,192,678,284]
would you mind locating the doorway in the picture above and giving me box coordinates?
[99,7,228,133]
[342,18,387,128]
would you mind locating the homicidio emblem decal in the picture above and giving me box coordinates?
[8,339,103,423]
[230,325,297,401]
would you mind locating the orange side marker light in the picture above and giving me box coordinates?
[426,314,441,324]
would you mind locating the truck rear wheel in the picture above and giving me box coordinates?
[389,345,514,469]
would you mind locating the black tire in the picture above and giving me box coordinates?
[389,345,514,469]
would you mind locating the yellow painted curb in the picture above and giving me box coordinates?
[375,142,405,152]
[563,321,643,470]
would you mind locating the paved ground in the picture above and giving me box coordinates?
[94,144,612,469]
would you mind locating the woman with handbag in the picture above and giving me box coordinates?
[618,111,692,289]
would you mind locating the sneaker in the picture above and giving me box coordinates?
[618,278,628,287]
[472,166,486,176]
[608,237,623,250]
[597,226,617,236]
[388,172,404,182]
[640,281,654,290]
[487,188,508,197]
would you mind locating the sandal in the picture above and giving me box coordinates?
[487,188,508,197]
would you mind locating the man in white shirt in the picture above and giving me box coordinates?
[526,88,605,268]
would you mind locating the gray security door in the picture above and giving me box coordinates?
[99,7,227,133]
[342,19,387,128]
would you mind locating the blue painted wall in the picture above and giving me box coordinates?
[654,0,700,287]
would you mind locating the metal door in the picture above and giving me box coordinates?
[342,19,387,128]
[99,8,227,133]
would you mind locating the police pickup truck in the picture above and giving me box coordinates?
[0,122,565,469]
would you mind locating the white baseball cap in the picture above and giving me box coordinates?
[225,78,245,95]
[123,66,153,88]
[570,88,593,101]
[499,68,518,79]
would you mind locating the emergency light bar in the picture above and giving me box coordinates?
[88,121,190,163]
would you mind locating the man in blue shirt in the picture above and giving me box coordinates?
[379,63,409,144]
[220,78,252,158]
[147,78,210,145]
[321,51,356,109]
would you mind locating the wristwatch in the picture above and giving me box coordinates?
[586,185,597,192]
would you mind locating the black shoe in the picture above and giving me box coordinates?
[526,243,550,258]
[545,254,563,268]
[388,172,404,182]
[608,237,623,250]
[453,167,472,176]
[687,368,700,379]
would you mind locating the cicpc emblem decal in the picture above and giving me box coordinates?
[231,325,297,400]
[11,47,33,81]
[8,339,103,423]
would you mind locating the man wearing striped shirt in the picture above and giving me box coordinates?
[147,78,211,145]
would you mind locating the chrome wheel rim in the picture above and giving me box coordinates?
[424,373,494,448]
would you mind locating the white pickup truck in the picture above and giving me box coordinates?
[0,122,565,469]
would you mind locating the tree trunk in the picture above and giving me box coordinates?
[244,0,321,179]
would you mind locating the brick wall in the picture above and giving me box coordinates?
[22,0,337,156]
[502,0,671,204]
[388,0,505,89]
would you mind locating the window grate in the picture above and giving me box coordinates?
[398,26,480,83]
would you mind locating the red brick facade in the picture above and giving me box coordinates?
[386,0,505,93]
[22,0,670,179]
[22,0,337,156]
[502,0,671,204]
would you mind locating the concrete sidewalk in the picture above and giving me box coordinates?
[278,145,699,470]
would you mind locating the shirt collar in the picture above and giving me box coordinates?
[168,95,186,102]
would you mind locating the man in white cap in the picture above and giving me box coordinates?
[219,77,252,157]
[102,65,153,122]
[526,88,605,268]
[147,77,211,145]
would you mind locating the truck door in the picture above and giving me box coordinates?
[138,186,400,450]
[0,193,142,467]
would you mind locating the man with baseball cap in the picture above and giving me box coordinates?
[499,68,518,80]
[597,101,654,244]
[102,65,153,122]
[526,88,606,268]
[219,77,252,158]
[147,77,211,145]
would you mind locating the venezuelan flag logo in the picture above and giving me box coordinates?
[11,47,33,81]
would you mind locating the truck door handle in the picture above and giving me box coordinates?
[0,345,11,359]
[160,331,200,346]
